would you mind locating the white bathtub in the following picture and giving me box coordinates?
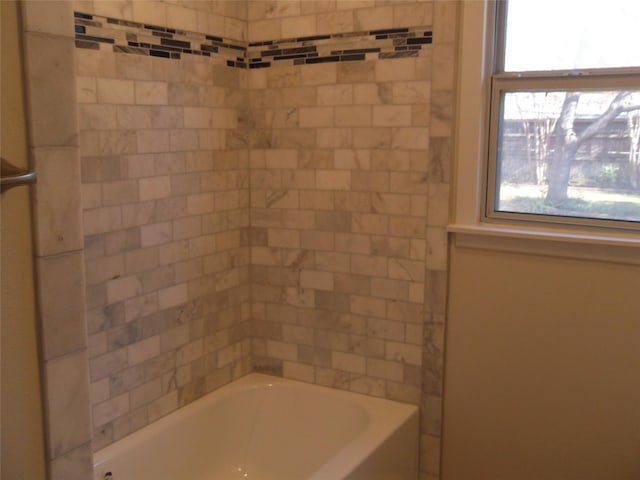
[93,373,419,480]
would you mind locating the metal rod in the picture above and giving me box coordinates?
[1,157,37,192]
[1,171,37,191]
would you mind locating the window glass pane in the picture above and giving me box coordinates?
[495,89,640,223]
[504,0,640,72]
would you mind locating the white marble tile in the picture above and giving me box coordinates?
[32,147,84,256]
[49,443,93,480]
[45,350,92,458]
[24,33,78,148]
[37,252,88,360]
[131,1,167,26]
[425,226,448,271]
[21,1,74,37]
[354,6,393,30]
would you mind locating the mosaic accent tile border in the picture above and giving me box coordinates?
[248,27,432,68]
[74,12,432,69]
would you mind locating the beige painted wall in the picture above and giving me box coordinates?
[1,1,47,478]
[442,242,640,480]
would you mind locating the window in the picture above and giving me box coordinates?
[487,1,640,230]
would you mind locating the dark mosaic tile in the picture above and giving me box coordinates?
[149,49,170,58]
[296,34,331,42]
[249,40,272,47]
[306,55,339,64]
[75,19,102,27]
[340,54,366,62]
[119,19,141,28]
[75,39,99,50]
[379,50,419,59]
[261,49,283,57]
[211,41,245,52]
[273,53,309,61]
[161,38,190,49]
[332,48,380,55]
[152,31,173,39]
[144,24,166,32]
[333,31,367,38]
[370,27,409,35]
[227,60,247,68]
[407,37,433,45]
[284,46,316,55]
[153,43,183,53]
[76,34,115,44]
[114,45,147,55]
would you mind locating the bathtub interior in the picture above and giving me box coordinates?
[225,383,371,477]
[93,374,419,480]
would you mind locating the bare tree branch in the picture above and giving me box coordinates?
[577,92,640,145]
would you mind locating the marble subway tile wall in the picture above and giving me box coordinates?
[65,1,457,478]
[73,0,252,450]
[249,1,429,392]
[244,2,456,478]
[249,54,430,398]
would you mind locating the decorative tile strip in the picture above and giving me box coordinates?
[73,11,432,69]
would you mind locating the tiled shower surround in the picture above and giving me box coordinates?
[67,1,456,479]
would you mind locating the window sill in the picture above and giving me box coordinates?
[448,223,640,265]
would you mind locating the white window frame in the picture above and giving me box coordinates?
[449,0,640,263]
